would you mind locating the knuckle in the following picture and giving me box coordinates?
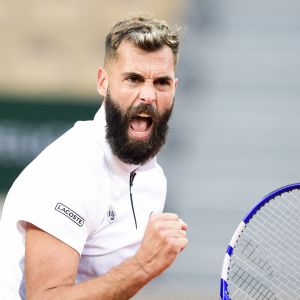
[166,237,179,250]
[164,212,178,220]
[152,222,162,233]
[171,213,179,220]
[150,212,161,219]
[179,230,187,237]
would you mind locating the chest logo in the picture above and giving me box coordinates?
[107,205,117,224]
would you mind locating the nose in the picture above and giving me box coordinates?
[139,83,156,104]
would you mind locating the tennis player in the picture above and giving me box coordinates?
[0,15,188,299]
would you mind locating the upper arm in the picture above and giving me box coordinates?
[25,223,80,299]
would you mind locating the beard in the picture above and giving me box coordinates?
[104,92,173,165]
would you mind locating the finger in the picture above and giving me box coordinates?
[159,220,184,230]
[173,237,189,252]
[150,212,179,222]
[158,219,188,231]
[167,229,187,238]
[178,218,188,231]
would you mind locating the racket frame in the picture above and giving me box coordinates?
[220,182,300,300]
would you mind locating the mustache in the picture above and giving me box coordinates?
[126,103,159,123]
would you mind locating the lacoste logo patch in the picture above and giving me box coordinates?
[107,205,117,223]
[55,203,84,227]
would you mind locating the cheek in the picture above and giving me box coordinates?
[109,87,137,110]
[157,93,174,113]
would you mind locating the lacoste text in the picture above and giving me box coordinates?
[55,203,84,227]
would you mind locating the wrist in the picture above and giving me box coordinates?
[133,255,149,275]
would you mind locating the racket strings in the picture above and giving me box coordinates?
[230,264,276,300]
[247,193,299,263]
[243,198,300,296]
[227,189,300,299]
[246,208,300,280]
[248,196,300,274]
[238,238,273,276]
[230,252,295,300]
[230,253,282,300]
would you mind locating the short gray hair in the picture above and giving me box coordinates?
[104,15,180,66]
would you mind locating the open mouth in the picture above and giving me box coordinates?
[128,112,153,140]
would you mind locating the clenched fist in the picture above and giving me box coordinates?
[134,213,188,278]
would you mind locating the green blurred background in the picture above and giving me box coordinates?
[0,96,98,191]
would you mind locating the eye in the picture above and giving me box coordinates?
[154,78,171,86]
[154,78,172,90]
[125,74,143,83]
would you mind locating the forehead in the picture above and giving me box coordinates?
[110,41,176,76]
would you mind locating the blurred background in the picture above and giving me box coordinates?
[1,0,300,299]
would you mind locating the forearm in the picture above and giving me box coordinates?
[26,213,188,300]
[28,256,151,300]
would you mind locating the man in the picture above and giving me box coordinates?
[0,15,188,299]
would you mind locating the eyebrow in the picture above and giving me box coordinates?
[153,75,173,82]
[122,72,144,80]
[122,72,173,82]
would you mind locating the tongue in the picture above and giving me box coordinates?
[130,118,148,132]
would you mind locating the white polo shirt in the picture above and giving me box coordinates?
[0,105,167,299]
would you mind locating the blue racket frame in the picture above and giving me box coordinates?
[220,182,300,300]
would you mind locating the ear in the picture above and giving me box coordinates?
[175,78,179,88]
[97,68,109,97]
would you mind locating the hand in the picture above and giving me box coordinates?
[134,213,188,278]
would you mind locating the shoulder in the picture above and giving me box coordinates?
[46,120,104,163]
[23,120,105,177]
[7,119,108,222]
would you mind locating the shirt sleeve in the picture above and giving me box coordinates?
[13,154,91,255]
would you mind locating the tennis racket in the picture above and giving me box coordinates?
[220,183,300,300]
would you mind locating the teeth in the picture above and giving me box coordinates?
[138,112,150,117]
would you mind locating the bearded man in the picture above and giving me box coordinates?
[0,15,188,299]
